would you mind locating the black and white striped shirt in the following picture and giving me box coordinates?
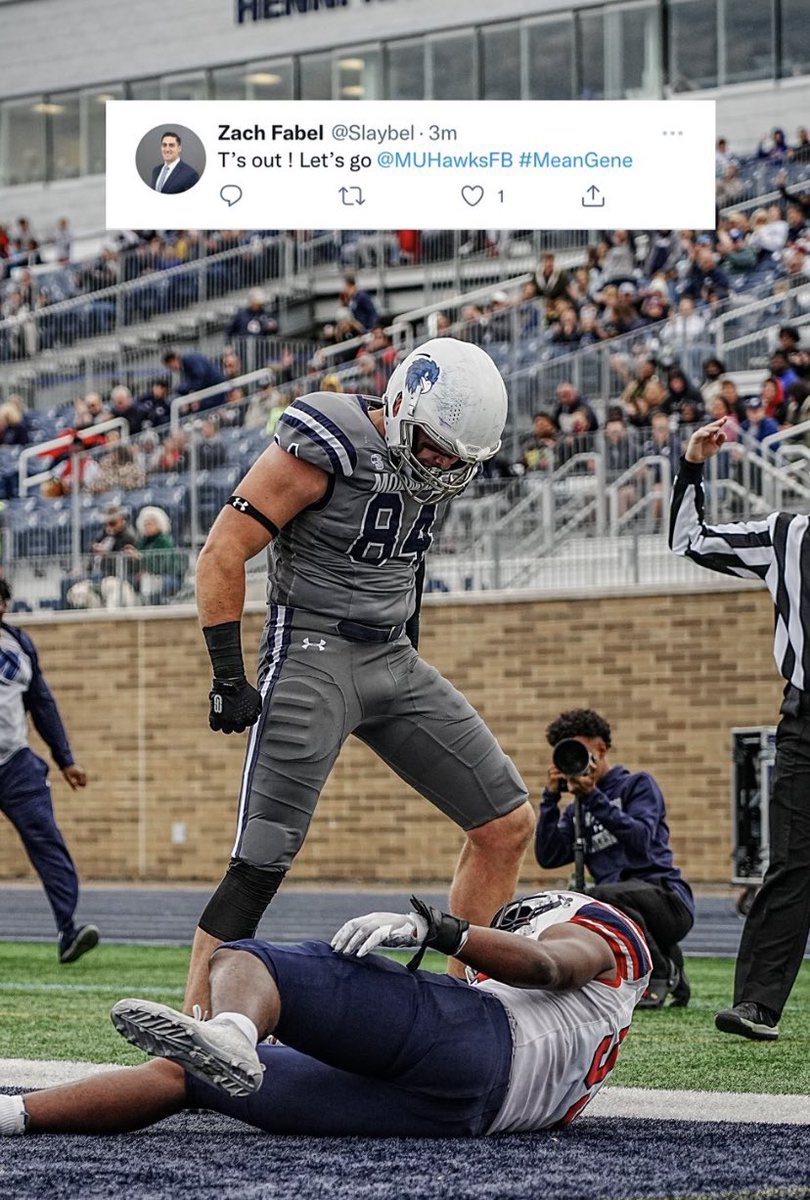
[670,457,810,690]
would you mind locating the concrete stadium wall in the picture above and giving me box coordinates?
[0,583,781,888]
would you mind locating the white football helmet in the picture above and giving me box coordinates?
[382,338,508,502]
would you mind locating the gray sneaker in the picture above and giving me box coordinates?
[110,998,264,1096]
[715,1001,780,1041]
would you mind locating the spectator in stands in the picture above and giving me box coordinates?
[777,326,804,366]
[226,289,279,339]
[219,387,247,429]
[718,227,758,276]
[792,127,810,165]
[618,357,659,411]
[664,367,704,419]
[65,503,138,610]
[600,230,636,284]
[83,392,111,426]
[577,304,606,346]
[741,396,779,448]
[163,350,226,412]
[749,207,789,257]
[109,386,145,436]
[707,395,741,442]
[517,412,558,474]
[552,381,598,435]
[785,381,810,435]
[719,377,746,424]
[134,379,172,431]
[637,291,670,327]
[681,245,730,303]
[534,252,570,300]
[700,358,727,408]
[0,400,29,446]
[131,506,184,605]
[757,128,790,168]
[184,417,227,471]
[340,274,379,332]
[626,378,666,432]
[760,376,787,425]
[602,417,640,515]
[549,308,581,350]
[644,231,678,278]
[221,350,242,382]
[769,349,800,394]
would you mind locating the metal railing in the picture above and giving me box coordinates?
[3,411,804,611]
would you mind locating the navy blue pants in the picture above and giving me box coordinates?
[0,748,79,935]
[185,940,513,1137]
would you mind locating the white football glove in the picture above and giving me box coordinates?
[331,910,429,958]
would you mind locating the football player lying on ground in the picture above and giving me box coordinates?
[0,891,651,1139]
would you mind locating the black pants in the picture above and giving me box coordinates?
[734,708,810,1017]
[588,879,693,980]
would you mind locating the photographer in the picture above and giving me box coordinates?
[535,708,694,1008]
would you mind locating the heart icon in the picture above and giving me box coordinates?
[461,185,484,207]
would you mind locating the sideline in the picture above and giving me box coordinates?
[3,1059,809,1124]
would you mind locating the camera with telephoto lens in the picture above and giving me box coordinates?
[552,738,595,791]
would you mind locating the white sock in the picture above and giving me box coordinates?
[0,1095,27,1136]
[208,1012,258,1045]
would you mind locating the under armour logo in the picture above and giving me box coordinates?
[301,637,326,651]
[232,497,249,512]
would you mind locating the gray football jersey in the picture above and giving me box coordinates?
[270,392,436,625]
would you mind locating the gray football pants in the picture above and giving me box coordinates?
[231,605,528,870]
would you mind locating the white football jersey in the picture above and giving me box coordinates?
[477,891,652,1133]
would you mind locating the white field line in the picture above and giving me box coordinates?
[1,1058,809,1124]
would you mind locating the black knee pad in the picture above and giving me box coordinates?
[198,860,285,941]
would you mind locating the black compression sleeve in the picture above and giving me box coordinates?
[203,621,245,679]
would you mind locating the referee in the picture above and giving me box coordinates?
[670,415,809,1041]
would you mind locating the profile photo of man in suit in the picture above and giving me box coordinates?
[151,131,199,194]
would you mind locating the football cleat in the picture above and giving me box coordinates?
[111,998,264,1096]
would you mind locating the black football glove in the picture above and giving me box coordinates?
[209,676,262,734]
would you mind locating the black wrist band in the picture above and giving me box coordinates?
[203,621,245,679]
[406,896,470,972]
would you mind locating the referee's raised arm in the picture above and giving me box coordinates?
[669,417,774,582]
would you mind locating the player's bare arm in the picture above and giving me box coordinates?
[684,416,727,464]
[457,922,615,991]
[197,444,329,627]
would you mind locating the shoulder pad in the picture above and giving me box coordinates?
[275,394,361,477]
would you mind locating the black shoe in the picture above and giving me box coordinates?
[669,966,691,1007]
[637,976,670,1008]
[638,958,679,1009]
[59,924,100,964]
[715,1001,779,1041]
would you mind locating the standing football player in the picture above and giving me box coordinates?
[185,338,534,1010]
[0,577,98,963]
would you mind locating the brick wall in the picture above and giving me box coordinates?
[0,585,780,887]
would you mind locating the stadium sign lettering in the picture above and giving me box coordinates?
[235,0,405,22]
[236,0,347,22]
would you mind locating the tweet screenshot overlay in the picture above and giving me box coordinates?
[108,100,715,230]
